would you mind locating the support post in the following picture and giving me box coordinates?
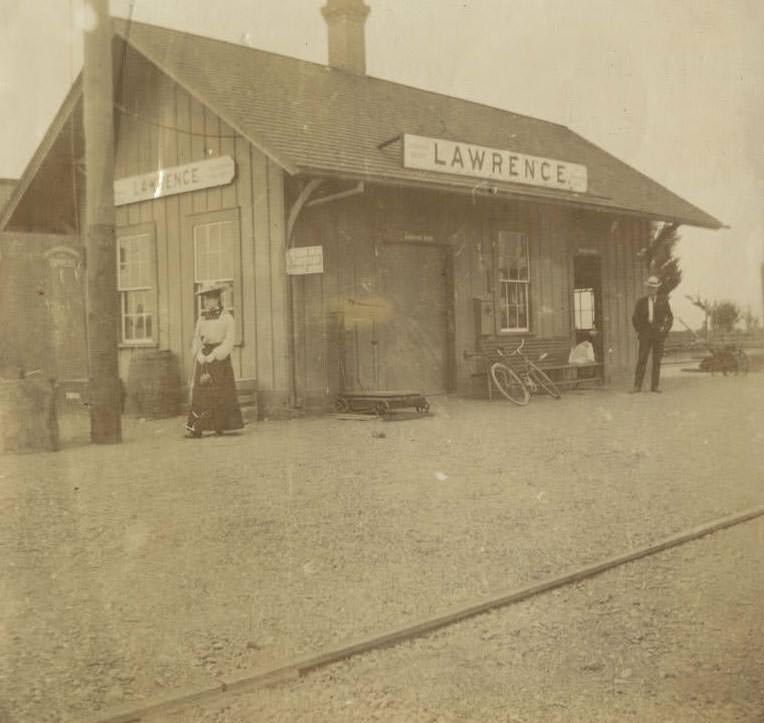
[83,0,122,443]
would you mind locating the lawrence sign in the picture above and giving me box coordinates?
[402,134,587,193]
[114,156,236,206]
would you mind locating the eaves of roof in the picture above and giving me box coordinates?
[290,163,716,229]
[4,18,723,233]
[115,19,722,230]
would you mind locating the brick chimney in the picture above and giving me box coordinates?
[321,0,370,75]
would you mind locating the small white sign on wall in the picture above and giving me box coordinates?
[286,245,324,275]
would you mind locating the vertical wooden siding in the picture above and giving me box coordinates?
[292,191,573,403]
[112,46,289,408]
[567,212,650,381]
[291,186,653,404]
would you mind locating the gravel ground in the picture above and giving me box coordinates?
[0,372,762,722]
[168,516,764,723]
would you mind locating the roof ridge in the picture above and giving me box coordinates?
[114,17,571,133]
[113,17,330,72]
[4,17,720,231]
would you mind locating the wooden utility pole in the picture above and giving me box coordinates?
[83,0,122,443]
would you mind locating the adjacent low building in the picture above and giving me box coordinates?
[0,0,721,416]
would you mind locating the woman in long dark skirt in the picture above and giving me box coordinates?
[185,283,244,438]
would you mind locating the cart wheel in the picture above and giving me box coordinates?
[374,401,389,416]
[416,403,430,414]
[335,397,350,413]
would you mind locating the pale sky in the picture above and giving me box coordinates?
[2,0,763,327]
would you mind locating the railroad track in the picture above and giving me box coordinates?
[96,505,764,723]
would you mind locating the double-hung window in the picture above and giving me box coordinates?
[496,230,530,332]
[191,208,242,343]
[193,219,235,315]
[118,225,156,344]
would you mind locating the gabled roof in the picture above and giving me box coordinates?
[0,179,17,215]
[0,78,83,231]
[4,18,723,231]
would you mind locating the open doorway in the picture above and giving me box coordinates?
[573,254,603,362]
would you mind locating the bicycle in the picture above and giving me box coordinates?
[489,339,562,405]
[697,343,749,375]
[674,317,750,376]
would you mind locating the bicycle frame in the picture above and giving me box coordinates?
[497,340,544,392]
[494,339,562,401]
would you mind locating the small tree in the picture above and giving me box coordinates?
[685,294,712,341]
[710,300,742,333]
[642,222,682,293]
[742,308,760,332]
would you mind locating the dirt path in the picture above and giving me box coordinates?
[0,373,762,721]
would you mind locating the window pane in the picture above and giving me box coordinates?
[195,221,235,282]
[124,289,153,315]
[574,288,595,330]
[123,290,154,341]
[517,284,528,328]
[500,280,529,331]
[501,282,510,329]
[220,223,234,278]
[194,226,208,281]
[498,231,529,282]
[118,234,152,289]
[118,231,155,343]
[194,221,236,319]
[136,241,151,286]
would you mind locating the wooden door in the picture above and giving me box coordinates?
[377,242,449,393]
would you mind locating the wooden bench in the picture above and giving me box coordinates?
[466,336,604,398]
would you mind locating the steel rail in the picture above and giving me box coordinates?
[95,504,764,723]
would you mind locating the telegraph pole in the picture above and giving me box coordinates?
[83,0,122,443]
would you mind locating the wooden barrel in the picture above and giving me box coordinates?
[125,350,182,419]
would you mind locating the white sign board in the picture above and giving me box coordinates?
[114,156,236,206]
[402,134,587,193]
[286,246,324,275]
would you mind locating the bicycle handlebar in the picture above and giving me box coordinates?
[497,339,526,357]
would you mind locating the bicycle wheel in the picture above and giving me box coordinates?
[490,362,530,406]
[527,362,562,399]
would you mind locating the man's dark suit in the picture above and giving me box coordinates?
[632,294,673,391]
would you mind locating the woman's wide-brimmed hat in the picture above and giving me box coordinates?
[194,281,230,297]
[644,275,661,288]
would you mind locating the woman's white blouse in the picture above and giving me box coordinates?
[191,313,235,360]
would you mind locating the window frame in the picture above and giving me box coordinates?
[116,222,158,347]
[189,208,243,345]
[573,287,596,331]
[493,230,531,334]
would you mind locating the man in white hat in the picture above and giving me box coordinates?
[630,275,673,393]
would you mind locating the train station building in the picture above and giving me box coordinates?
[0,0,721,418]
